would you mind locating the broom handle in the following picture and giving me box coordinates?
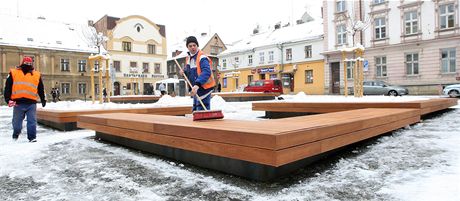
[174,59,208,111]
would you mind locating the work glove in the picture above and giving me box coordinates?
[41,100,46,108]
[8,100,16,107]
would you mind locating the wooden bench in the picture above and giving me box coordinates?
[77,108,420,181]
[212,92,280,102]
[252,98,457,118]
[107,95,161,104]
[38,106,191,131]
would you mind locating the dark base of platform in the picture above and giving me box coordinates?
[95,131,335,181]
[265,111,315,119]
[38,119,78,131]
[220,96,276,102]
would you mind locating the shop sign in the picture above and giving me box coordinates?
[257,67,276,74]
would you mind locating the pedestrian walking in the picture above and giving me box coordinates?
[3,57,46,142]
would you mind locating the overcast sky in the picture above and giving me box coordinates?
[0,0,323,47]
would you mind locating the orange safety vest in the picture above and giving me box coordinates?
[186,51,216,89]
[10,68,41,101]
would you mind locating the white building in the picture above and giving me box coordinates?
[323,0,460,95]
[218,17,325,94]
[94,15,167,96]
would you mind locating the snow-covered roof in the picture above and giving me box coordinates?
[0,15,98,53]
[219,20,324,56]
[167,33,214,60]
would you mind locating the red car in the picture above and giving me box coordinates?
[244,79,283,93]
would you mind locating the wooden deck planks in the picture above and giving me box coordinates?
[77,108,420,167]
[253,98,457,115]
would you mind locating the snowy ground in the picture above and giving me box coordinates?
[0,95,459,201]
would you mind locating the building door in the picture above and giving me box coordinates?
[330,62,340,94]
[114,82,120,96]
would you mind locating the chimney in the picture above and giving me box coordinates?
[88,20,94,27]
[274,22,281,30]
[37,16,46,20]
[296,20,304,25]
[201,32,207,37]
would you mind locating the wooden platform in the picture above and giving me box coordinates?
[212,92,280,102]
[78,108,420,181]
[37,106,191,131]
[252,98,457,118]
[107,95,161,104]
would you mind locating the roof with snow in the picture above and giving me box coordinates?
[219,20,323,56]
[0,15,98,53]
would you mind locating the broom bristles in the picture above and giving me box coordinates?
[192,110,224,121]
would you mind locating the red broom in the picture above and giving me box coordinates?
[174,59,224,121]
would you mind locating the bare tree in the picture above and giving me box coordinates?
[345,11,371,47]
[81,25,107,54]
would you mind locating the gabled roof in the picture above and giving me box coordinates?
[167,33,218,60]
[219,20,323,56]
[0,15,98,53]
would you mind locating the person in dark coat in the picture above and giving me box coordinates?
[4,57,46,142]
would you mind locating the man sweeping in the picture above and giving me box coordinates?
[180,36,215,111]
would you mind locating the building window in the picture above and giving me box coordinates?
[234,57,239,67]
[405,11,418,35]
[337,24,347,45]
[113,61,121,72]
[441,49,456,73]
[211,46,222,55]
[269,51,274,63]
[60,58,70,71]
[373,0,384,4]
[375,17,386,39]
[143,63,149,73]
[148,44,156,54]
[305,45,312,58]
[346,61,355,79]
[248,55,253,66]
[78,60,86,72]
[336,0,346,12]
[376,56,387,77]
[305,70,313,83]
[440,4,455,29]
[248,75,253,83]
[223,78,227,88]
[122,41,132,52]
[154,63,161,74]
[222,59,227,68]
[130,62,137,73]
[126,83,131,90]
[78,83,86,94]
[270,74,277,80]
[406,53,419,75]
[286,48,292,61]
[61,83,70,94]
[94,60,99,72]
[259,52,265,64]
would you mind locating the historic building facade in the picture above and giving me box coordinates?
[323,0,460,95]
[217,18,325,94]
[94,15,167,95]
[0,15,97,102]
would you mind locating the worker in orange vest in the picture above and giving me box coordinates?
[180,36,216,111]
[3,57,46,142]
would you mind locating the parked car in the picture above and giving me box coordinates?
[362,81,409,96]
[244,79,283,93]
[443,84,460,97]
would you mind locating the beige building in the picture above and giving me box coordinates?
[323,0,460,95]
[0,15,97,102]
[94,15,167,95]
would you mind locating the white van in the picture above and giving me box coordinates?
[154,78,187,96]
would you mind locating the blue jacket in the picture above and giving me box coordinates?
[185,51,213,96]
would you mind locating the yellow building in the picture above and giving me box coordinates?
[218,17,325,94]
